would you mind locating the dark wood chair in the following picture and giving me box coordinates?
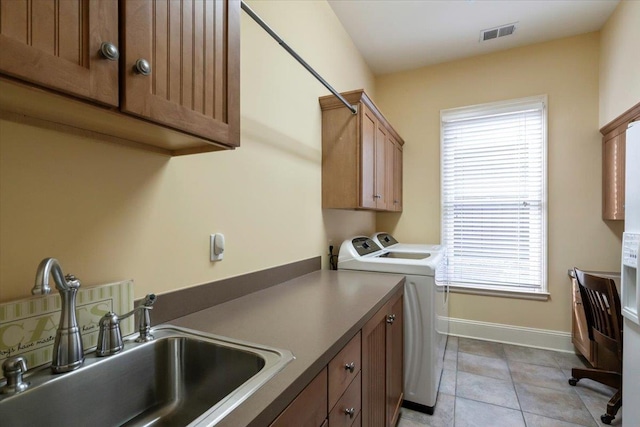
[569,268,623,425]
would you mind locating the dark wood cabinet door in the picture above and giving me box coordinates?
[270,368,328,427]
[362,286,404,427]
[120,0,240,147]
[387,291,404,426]
[0,0,118,106]
[361,301,387,427]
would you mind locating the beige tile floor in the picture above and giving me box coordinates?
[398,337,622,427]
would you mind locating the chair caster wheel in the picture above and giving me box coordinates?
[568,378,578,386]
[601,414,614,424]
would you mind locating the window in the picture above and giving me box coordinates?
[440,96,547,299]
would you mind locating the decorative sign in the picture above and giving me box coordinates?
[0,280,134,375]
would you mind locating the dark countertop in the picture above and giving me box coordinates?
[169,269,405,427]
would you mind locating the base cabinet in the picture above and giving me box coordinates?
[362,287,404,427]
[270,367,328,427]
[271,286,403,427]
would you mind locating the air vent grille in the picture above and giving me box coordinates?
[480,23,517,42]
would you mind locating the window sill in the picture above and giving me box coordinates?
[449,285,550,301]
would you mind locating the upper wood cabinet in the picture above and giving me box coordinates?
[600,102,640,220]
[320,90,404,212]
[602,131,625,220]
[121,0,239,147]
[0,0,119,106]
[390,135,403,212]
[0,0,240,155]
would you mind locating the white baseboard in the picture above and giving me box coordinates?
[447,317,574,353]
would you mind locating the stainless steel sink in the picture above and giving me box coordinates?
[0,325,294,426]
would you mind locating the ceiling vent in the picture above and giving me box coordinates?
[480,23,517,42]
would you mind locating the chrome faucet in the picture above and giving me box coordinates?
[32,258,84,373]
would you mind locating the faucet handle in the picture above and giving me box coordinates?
[96,296,157,356]
[1,356,29,395]
[96,312,124,356]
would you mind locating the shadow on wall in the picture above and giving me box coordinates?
[240,115,321,164]
[375,211,402,236]
[322,208,376,254]
[0,120,171,301]
[603,219,624,241]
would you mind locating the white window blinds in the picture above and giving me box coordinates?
[440,96,547,294]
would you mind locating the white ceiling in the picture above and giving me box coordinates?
[328,0,620,75]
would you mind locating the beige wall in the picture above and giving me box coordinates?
[375,33,624,332]
[599,0,640,127]
[0,0,375,302]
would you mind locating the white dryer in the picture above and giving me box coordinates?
[371,232,443,253]
[338,236,449,414]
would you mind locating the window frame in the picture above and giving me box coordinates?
[439,95,549,300]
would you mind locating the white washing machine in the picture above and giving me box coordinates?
[371,232,443,253]
[338,236,449,414]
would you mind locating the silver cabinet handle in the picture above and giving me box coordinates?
[345,362,355,373]
[135,59,152,76]
[99,42,119,61]
[374,194,382,199]
[386,314,396,324]
[345,407,355,418]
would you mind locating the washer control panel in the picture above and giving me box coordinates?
[352,237,382,256]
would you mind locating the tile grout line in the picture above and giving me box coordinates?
[453,340,457,427]
[503,343,527,426]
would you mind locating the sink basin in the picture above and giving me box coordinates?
[0,325,294,426]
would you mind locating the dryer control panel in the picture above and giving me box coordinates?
[376,233,398,248]
[352,237,382,256]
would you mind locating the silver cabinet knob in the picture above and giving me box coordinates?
[99,42,119,61]
[345,362,355,373]
[134,58,152,76]
[386,314,396,324]
[345,407,355,418]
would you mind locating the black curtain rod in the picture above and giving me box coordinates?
[240,0,358,115]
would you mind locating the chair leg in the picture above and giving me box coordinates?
[568,368,621,389]
[600,389,622,425]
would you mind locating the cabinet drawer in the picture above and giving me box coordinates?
[270,368,327,427]
[328,332,362,409]
[329,371,362,427]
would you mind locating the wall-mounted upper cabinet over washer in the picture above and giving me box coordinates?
[0,0,240,156]
[320,90,404,212]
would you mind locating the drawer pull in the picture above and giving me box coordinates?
[386,314,396,324]
[345,362,355,373]
[345,407,355,418]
